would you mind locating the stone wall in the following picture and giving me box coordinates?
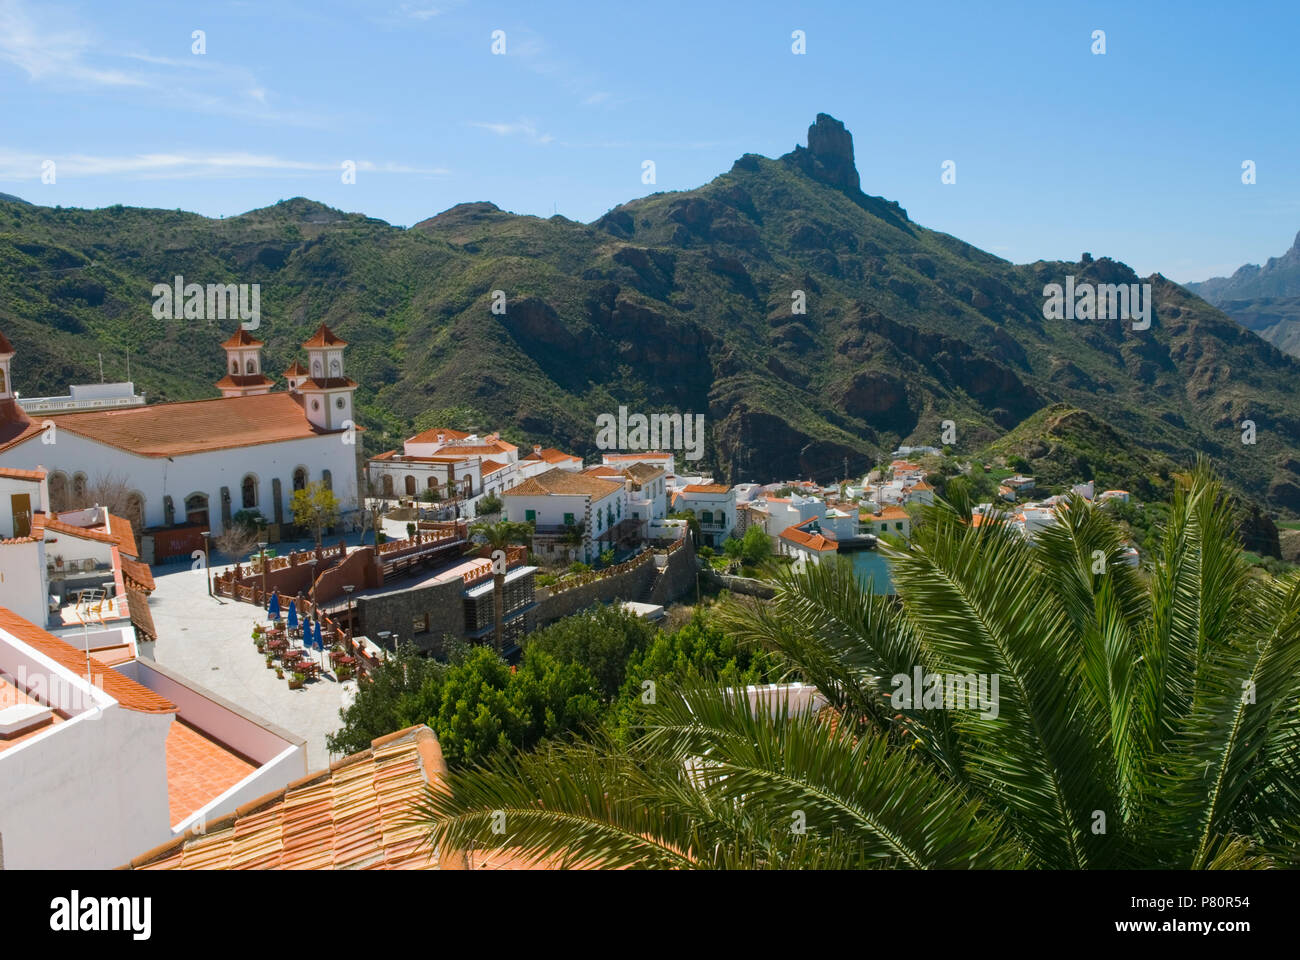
[535,539,698,627]
[354,577,464,656]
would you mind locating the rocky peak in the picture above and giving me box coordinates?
[782,113,861,194]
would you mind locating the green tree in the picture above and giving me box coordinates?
[418,463,1300,869]
[740,525,772,567]
[290,481,340,548]
[524,604,658,700]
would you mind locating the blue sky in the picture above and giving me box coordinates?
[0,0,1296,281]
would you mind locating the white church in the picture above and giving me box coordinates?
[0,324,364,558]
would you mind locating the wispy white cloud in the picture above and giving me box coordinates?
[467,120,555,145]
[0,0,325,125]
[0,150,450,181]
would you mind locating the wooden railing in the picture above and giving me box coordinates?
[546,548,654,596]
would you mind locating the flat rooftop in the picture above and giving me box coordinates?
[165,719,257,828]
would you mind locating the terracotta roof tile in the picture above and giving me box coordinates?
[302,323,347,348]
[0,330,14,354]
[503,467,620,498]
[221,329,264,348]
[46,392,354,457]
[0,606,174,713]
[44,516,116,544]
[126,726,469,870]
[214,374,275,390]
[0,466,46,481]
[523,447,581,464]
[682,484,730,494]
[779,522,838,552]
[407,427,471,444]
[122,558,156,593]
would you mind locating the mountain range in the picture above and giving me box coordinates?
[1184,232,1300,359]
[3,114,1300,518]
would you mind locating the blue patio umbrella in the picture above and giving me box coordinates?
[287,600,298,633]
[267,592,281,620]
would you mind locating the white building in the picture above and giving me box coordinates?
[673,484,736,548]
[503,467,631,564]
[601,450,675,477]
[0,327,364,557]
[777,519,839,566]
[0,605,305,868]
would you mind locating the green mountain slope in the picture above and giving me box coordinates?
[4,115,1300,516]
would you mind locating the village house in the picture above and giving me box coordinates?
[503,467,633,564]
[672,483,737,548]
[778,518,839,566]
[0,326,364,561]
[0,604,306,869]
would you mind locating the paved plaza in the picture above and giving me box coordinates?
[146,559,359,771]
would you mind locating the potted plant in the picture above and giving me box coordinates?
[336,664,353,681]
[265,654,274,670]
[255,638,266,653]
[288,671,306,690]
[275,666,284,679]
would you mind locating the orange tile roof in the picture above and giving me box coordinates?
[125,587,157,642]
[602,451,670,461]
[0,606,174,713]
[523,447,581,464]
[779,523,838,552]
[44,516,116,544]
[46,392,355,457]
[221,329,264,348]
[582,464,623,477]
[681,484,730,494]
[0,399,43,453]
[284,360,309,376]
[623,462,664,482]
[910,480,933,491]
[121,557,156,593]
[407,427,471,445]
[0,330,14,354]
[443,441,515,456]
[877,506,910,520]
[0,466,46,481]
[126,726,469,870]
[504,467,620,498]
[479,459,509,477]
[98,513,139,558]
[302,323,347,348]
[165,720,258,828]
[214,374,274,390]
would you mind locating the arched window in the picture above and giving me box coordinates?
[404,475,416,496]
[321,469,332,491]
[72,473,87,499]
[427,477,439,493]
[241,474,258,509]
[245,358,256,373]
[230,360,239,373]
[184,493,209,527]
[312,359,322,377]
[0,369,6,393]
[382,475,394,496]
[330,357,341,376]
[292,467,307,492]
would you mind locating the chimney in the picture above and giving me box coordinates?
[533,445,541,454]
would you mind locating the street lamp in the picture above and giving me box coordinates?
[200,530,212,597]
[343,583,355,633]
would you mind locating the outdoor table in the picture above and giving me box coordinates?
[331,653,356,669]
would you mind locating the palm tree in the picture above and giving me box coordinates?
[417,464,1300,868]
[470,520,534,652]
